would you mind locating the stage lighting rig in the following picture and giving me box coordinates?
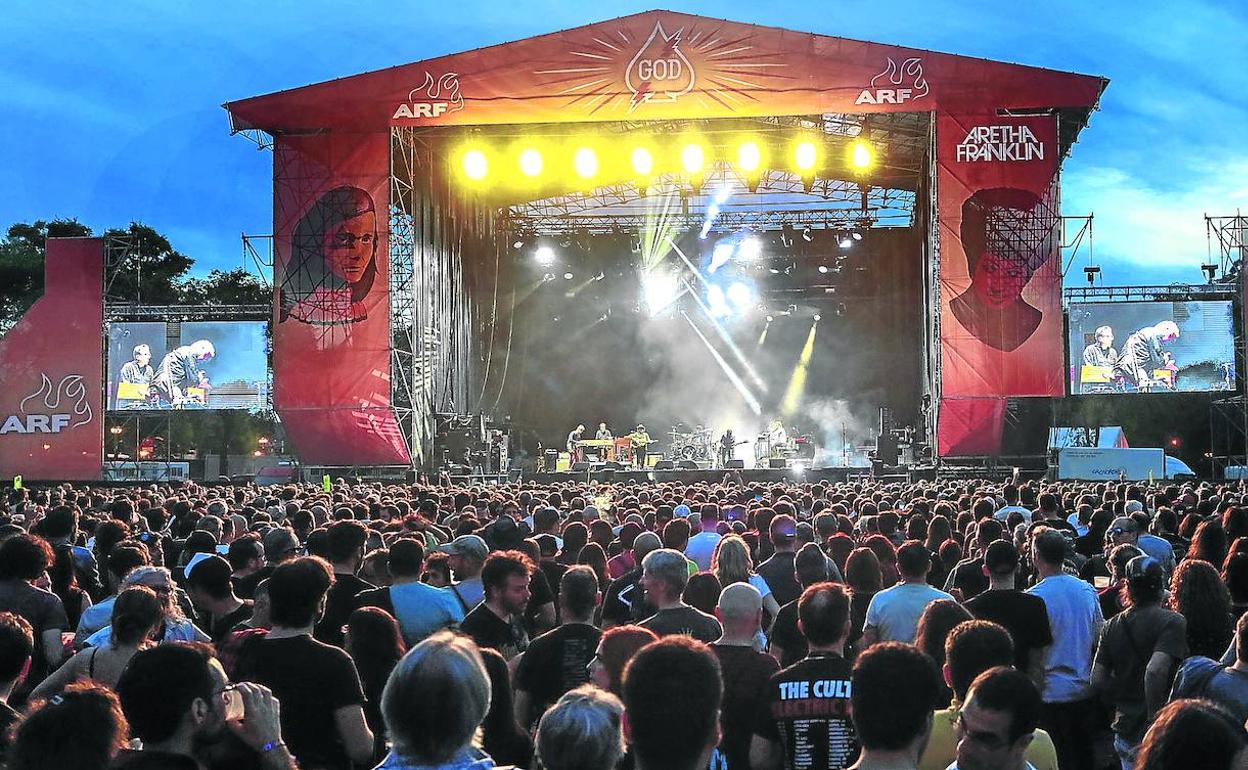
[519,148,543,177]
[849,140,874,170]
[535,246,556,266]
[573,147,599,180]
[1202,263,1219,283]
[462,149,488,181]
[1083,265,1101,285]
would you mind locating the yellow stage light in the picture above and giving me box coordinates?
[681,143,705,174]
[737,141,762,173]
[631,147,655,176]
[462,149,488,181]
[574,147,599,179]
[850,140,874,170]
[519,148,543,177]
[794,141,817,173]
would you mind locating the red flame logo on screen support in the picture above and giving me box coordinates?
[625,22,696,112]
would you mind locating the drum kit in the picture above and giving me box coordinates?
[668,424,714,463]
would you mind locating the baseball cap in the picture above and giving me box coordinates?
[1109,517,1139,537]
[1125,554,1164,588]
[770,514,797,544]
[436,534,489,561]
[984,540,1019,575]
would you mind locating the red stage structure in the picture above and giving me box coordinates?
[223,9,1106,466]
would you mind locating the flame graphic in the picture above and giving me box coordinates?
[18,373,93,428]
[869,57,929,98]
[407,72,464,111]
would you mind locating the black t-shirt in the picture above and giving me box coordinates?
[233,566,273,601]
[965,588,1053,672]
[713,644,780,770]
[769,600,806,669]
[757,552,801,607]
[947,557,989,600]
[235,635,366,770]
[1093,604,1187,742]
[514,622,601,727]
[0,700,18,765]
[209,601,254,647]
[110,748,201,770]
[754,652,859,770]
[0,579,68,690]
[315,573,375,647]
[524,568,555,635]
[602,567,654,626]
[639,605,723,643]
[461,604,529,660]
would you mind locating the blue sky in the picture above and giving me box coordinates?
[1,0,1244,286]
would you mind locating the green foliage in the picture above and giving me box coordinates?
[103,222,194,305]
[179,268,271,306]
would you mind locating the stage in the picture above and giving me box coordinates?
[516,466,869,486]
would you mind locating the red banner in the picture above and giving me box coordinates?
[936,398,1006,457]
[272,133,410,465]
[225,11,1104,133]
[0,238,104,480]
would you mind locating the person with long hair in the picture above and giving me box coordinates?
[30,586,161,698]
[924,516,954,587]
[345,606,407,760]
[8,682,129,770]
[1187,520,1229,570]
[560,523,589,567]
[844,547,883,656]
[577,543,610,591]
[711,535,782,621]
[588,625,658,697]
[1169,559,1234,660]
[81,566,209,647]
[1134,699,1247,770]
[862,535,899,588]
[48,546,91,631]
[914,600,972,708]
[1222,552,1248,619]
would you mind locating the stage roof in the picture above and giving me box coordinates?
[223,10,1107,154]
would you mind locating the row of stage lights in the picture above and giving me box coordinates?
[455,135,875,190]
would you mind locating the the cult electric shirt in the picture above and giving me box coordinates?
[754,652,859,770]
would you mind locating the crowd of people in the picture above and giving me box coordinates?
[1,476,1247,770]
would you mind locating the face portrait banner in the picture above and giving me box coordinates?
[273,132,410,465]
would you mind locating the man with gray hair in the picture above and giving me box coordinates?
[602,531,662,627]
[638,549,722,642]
[537,685,625,770]
[712,583,780,770]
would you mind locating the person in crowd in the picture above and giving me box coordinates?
[1133,698,1248,770]
[945,516,1004,601]
[375,631,497,770]
[30,585,161,697]
[993,485,1032,526]
[685,505,723,572]
[8,682,130,770]
[965,540,1053,687]
[682,571,723,616]
[1091,555,1188,769]
[461,550,535,661]
[713,534,782,623]
[437,534,490,611]
[914,599,972,707]
[314,520,374,646]
[844,546,883,655]
[1026,528,1103,770]
[1169,611,1248,722]
[228,533,267,600]
[846,642,943,770]
[601,532,661,628]
[514,565,602,731]
[861,541,954,645]
[710,583,779,770]
[622,636,723,770]
[753,582,858,770]
[1100,543,1146,620]
[74,541,150,644]
[356,537,463,645]
[945,667,1043,770]
[0,612,32,762]
[234,556,374,769]
[185,553,253,645]
[757,514,806,607]
[344,606,406,760]
[536,685,626,770]
[587,624,658,696]
[637,548,723,642]
[0,534,67,693]
[115,641,293,770]
[38,505,103,601]
[1167,558,1234,659]
[82,565,210,647]
[769,542,831,667]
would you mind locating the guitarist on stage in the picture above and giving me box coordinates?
[717,429,741,469]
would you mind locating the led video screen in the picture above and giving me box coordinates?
[107,322,269,410]
[1067,301,1236,394]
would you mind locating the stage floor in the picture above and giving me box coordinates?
[525,466,870,485]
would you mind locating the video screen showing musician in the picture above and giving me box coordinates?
[1082,325,1116,368]
[152,340,216,408]
[1114,321,1180,391]
[119,344,154,386]
[279,185,378,326]
[595,422,613,441]
[948,187,1056,353]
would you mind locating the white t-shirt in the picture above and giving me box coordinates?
[864,581,954,644]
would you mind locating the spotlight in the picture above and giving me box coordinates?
[726,282,753,309]
[519,148,543,177]
[813,314,822,322]
[765,315,774,323]
[838,233,853,249]
[631,147,654,176]
[574,147,599,179]
[793,462,806,474]
[818,265,829,274]
[512,239,524,249]
[794,141,817,172]
[681,143,705,174]
[462,149,488,181]
[736,141,762,173]
[849,140,874,170]
[1202,263,1219,282]
[739,236,762,262]
[1083,265,1101,285]
[642,271,681,316]
[802,226,813,243]
[852,232,863,241]
[563,272,574,280]
[710,243,735,273]
[535,246,556,266]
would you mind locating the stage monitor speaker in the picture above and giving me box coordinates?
[725,459,745,469]
[571,462,591,472]
[768,458,788,469]
[677,460,699,470]
[603,461,624,470]
[653,460,674,470]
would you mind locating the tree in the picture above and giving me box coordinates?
[0,219,93,331]
[103,222,194,305]
[178,268,271,306]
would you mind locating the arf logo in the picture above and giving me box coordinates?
[392,72,464,120]
[855,57,929,106]
[625,22,695,112]
[1,373,94,435]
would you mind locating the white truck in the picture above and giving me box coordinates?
[1056,447,1195,481]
